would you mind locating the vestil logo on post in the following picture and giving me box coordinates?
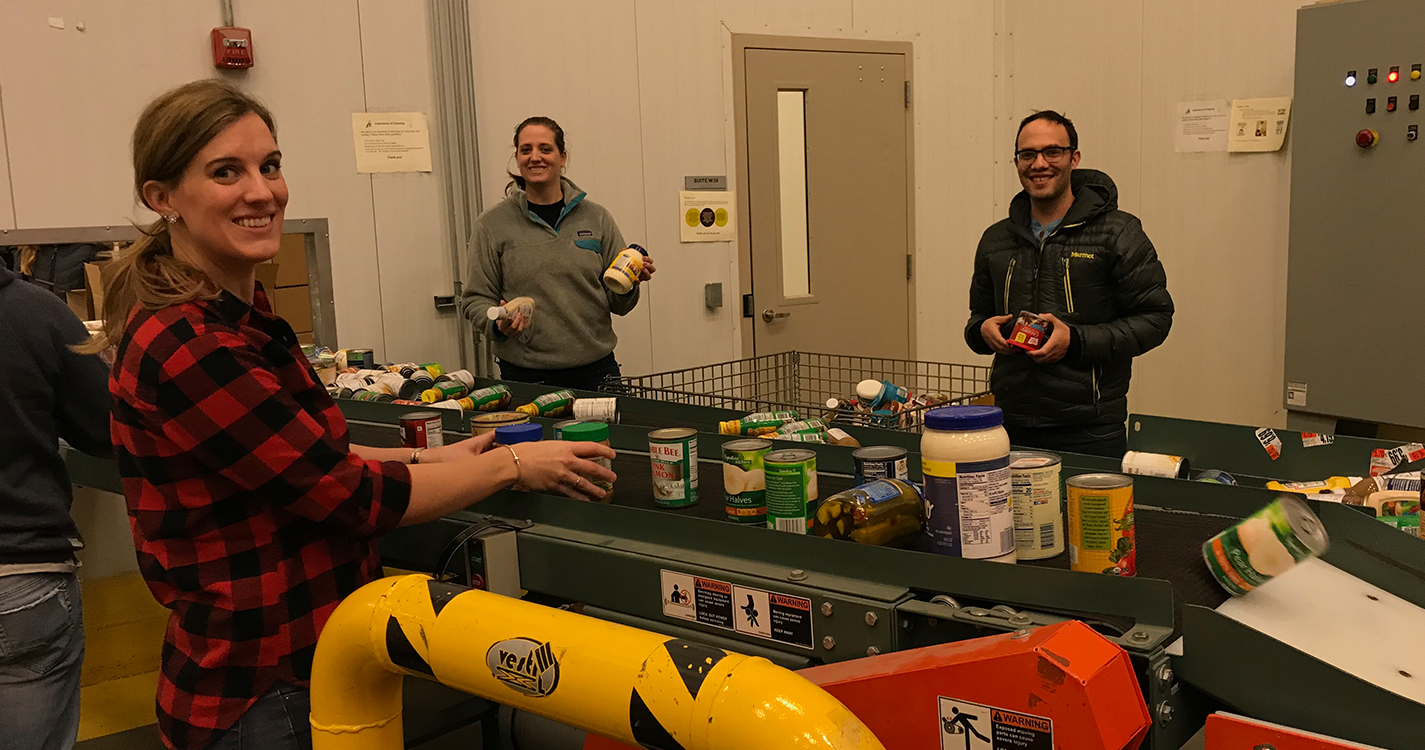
[486,638,560,697]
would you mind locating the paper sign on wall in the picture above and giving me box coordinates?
[351,112,432,173]
[680,191,736,242]
[1175,100,1230,153]
[1228,97,1292,153]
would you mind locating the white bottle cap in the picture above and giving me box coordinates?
[856,379,882,402]
[826,397,841,409]
[486,306,506,321]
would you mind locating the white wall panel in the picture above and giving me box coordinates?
[357,0,460,367]
[0,0,417,360]
[1134,1,1300,427]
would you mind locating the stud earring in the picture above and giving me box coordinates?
[164,215,178,224]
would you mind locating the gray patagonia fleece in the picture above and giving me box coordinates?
[461,177,639,370]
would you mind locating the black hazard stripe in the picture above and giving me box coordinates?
[385,616,434,676]
[427,579,466,616]
[662,639,726,700]
[629,688,687,750]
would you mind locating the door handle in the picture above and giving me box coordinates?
[762,309,791,323]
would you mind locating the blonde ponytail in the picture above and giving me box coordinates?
[75,219,214,355]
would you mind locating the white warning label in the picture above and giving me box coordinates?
[939,697,1052,750]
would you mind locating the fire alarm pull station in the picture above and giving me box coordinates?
[211,27,253,69]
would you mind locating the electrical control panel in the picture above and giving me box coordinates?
[1285,0,1425,428]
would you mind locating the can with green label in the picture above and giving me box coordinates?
[722,439,771,524]
[465,384,512,412]
[649,428,699,508]
[420,380,468,403]
[764,449,818,534]
[1203,494,1329,596]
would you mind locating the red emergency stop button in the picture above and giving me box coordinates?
[1357,128,1380,148]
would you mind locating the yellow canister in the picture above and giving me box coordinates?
[1067,473,1136,576]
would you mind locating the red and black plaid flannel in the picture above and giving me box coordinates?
[110,287,411,750]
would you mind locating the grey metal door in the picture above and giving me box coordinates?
[744,48,911,358]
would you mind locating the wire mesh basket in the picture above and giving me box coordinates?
[609,351,992,432]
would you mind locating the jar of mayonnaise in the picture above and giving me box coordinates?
[920,405,1016,563]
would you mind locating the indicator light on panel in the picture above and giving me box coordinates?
[1388,96,1398,111]
[1413,64,1422,81]
[1346,70,1358,86]
[1411,94,1420,110]
[1409,125,1419,142]
[1369,68,1379,84]
[1366,97,1376,114]
[1356,128,1379,148]
[1389,66,1400,83]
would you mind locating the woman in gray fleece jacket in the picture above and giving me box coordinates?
[461,117,655,392]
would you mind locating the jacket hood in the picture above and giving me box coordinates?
[1008,168,1119,228]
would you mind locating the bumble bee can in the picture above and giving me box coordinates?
[649,428,698,508]
[1067,473,1136,576]
[722,439,771,525]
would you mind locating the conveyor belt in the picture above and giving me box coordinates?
[351,421,1232,623]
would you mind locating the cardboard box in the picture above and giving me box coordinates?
[67,289,93,320]
[272,286,313,333]
[254,262,279,295]
[83,261,110,317]
[274,234,309,288]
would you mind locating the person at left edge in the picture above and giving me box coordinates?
[0,263,112,750]
[461,116,655,392]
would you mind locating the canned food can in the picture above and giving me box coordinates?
[764,449,818,534]
[428,399,462,413]
[417,362,444,379]
[391,399,424,406]
[1067,473,1136,576]
[447,369,475,389]
[352,389,393,403]
[466,384,512,412]
[649,428,699,508]
[1121,451,1190,479]
[470,411,529,435]
[573,397,618,422]
[1009,451,1065,560]
[852,446,909,483]
[1194,469,1238,486]
[553,420,587,440]
[399,411,445,450]
[722,439,772,525]
[1203,494,1329,596]
[348,348,376,369]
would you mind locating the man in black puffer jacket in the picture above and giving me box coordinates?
[965,111,1173,457]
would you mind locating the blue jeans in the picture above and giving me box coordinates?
[0,573,84,750]
[208,682,312,750]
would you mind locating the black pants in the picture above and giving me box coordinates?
[496,352,622,393]
[1005,422,1128,459]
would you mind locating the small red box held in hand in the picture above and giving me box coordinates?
[1007,310,1050,351]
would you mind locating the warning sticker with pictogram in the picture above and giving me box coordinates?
[660,570,814,650]
[938,697,1052,750]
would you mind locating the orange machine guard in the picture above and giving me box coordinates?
[585,620,1149,750]
[1205,712,1384,750]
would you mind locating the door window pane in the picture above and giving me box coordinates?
[777,90,810,297]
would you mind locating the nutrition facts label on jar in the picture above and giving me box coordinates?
[957,460,1013,557]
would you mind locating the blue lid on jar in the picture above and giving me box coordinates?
[495,422,543,444]
[924,405,1003,431]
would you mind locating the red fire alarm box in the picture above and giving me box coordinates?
[211,27,254,69]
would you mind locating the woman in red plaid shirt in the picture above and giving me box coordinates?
[82,81,616,750]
